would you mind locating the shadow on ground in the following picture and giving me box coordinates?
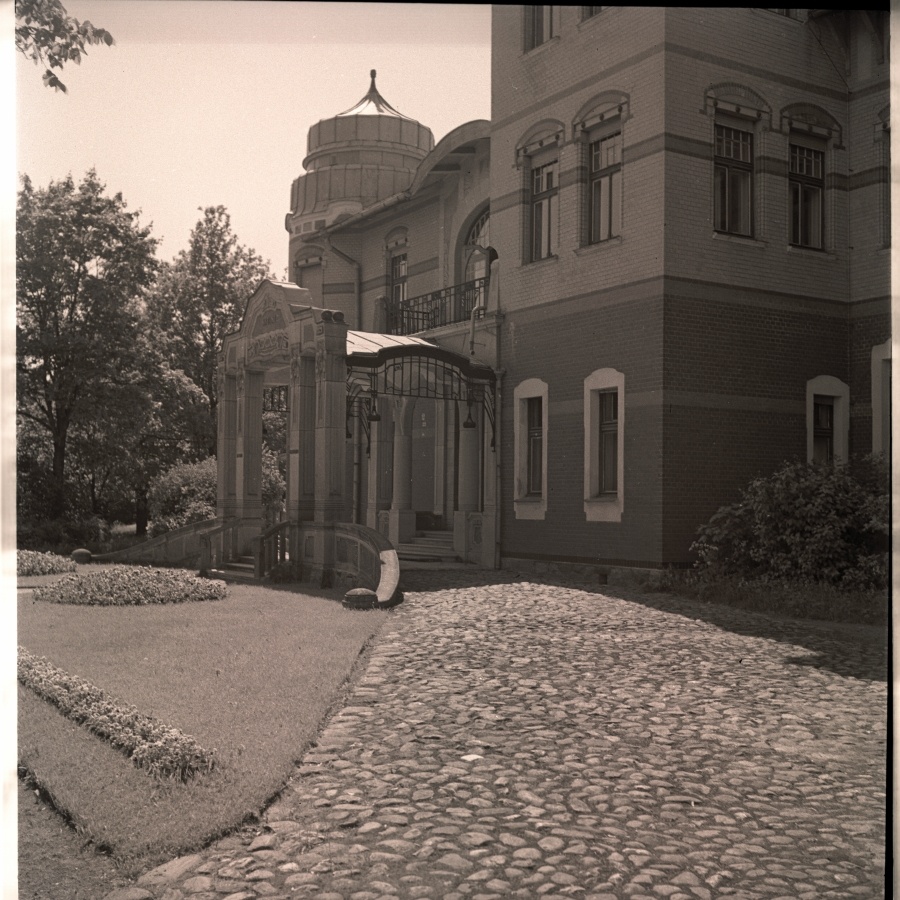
[398,567,888,684]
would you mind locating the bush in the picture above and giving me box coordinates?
[148,452,285,536]
[18,647,216,781]
[17,550,77,577]
[692,455,889,591]
[33,565,227,606]
[147,457,218,537]
[17,515,111,555]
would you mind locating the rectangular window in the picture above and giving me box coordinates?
[526,6,554,50]
[790,143,824,248]
[714,124,753,236]
[598,390,618,493]
[390,253,407,304]
[526,396,543,496]
[589,132,622,243]
[583,6,604,18]
[813,395,834,463]
[531,160,558,261]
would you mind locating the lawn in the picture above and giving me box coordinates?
[17,569,389,874]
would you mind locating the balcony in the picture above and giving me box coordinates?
[388,276,489,336]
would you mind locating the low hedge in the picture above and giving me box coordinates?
[17,550,77,577]
[33,565,227,606]
[18,647,216,781]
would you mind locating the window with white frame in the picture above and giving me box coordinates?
[789,138,825,249]
[806,375,849,464]
[514,378,548,519]
[714,123,754,236]
[525,6,555,51]
[584,368,624,521]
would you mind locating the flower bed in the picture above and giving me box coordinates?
[33,564,227,606]
[17,647,216,781]
[17,550,77,577]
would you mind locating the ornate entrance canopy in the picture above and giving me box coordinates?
[345,330,496,449]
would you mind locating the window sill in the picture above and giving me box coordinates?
[523,35,561,57]
[521,255,559,270]
[575,237,623,256]
[514,497,547,520]
[786,244,837,260]
[712,231,767,248]
[584,495,623,523]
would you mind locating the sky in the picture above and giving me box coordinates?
[15,1,493,277]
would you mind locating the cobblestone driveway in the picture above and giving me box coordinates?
[114,571,887,900]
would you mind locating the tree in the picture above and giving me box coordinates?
[15,0,114,93]
[16,170,160,520]
[147,206,272,455]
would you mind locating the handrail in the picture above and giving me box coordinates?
[252,519,292,579]
[388,276,488,336]
[198,517,240,576]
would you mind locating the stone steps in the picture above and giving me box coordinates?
[398,530,458,563]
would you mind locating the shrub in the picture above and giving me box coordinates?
[18,647,216,781]
[33,565,227,606]
[147,457,218,538]
[148,451,285,536]
[692,454,889,591]
[265,560,304,583]
[17,550,76,577]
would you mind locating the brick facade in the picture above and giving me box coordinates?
[283,8,890,570]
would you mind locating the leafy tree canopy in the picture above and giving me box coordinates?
[16,169,160,517]
[16,0,114,92]
[147,206,272,454]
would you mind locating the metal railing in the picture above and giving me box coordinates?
[388,276,488,335]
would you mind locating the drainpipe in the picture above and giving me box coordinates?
[323,237,362,330]
[322,236,363,521]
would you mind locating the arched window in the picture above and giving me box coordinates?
[463,206,491,283]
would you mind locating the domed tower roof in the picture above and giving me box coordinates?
[289,70,434,225]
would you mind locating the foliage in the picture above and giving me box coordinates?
[146,206,272,456]
[652,567,888,626]
[265,560,305,584]
[16,170,159,520]
[18,647,216,780]
[17,514,110,555]
[147,457,218,538]
[148,450,285,537]
[15,0,114,92]
[692,455,889,591]
[32,565,227,606]
[17,550,76,577]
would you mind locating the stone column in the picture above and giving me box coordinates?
[365,395,392,533]
[388,396,417,545]
[287,351,315,525]
[454,399,481,558]
[217,368,237,519]
[236,367,264,547]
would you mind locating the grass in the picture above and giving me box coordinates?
[18,572,389,875]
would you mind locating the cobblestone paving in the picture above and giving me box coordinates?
[107,571,887,900]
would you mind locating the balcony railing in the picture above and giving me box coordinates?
[388,276,489,336]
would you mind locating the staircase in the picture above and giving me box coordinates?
[213,554,257,581]
[397,530,459,563]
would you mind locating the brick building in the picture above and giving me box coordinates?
[221,8,890,578]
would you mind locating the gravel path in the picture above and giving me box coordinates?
[105,571,887,900]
